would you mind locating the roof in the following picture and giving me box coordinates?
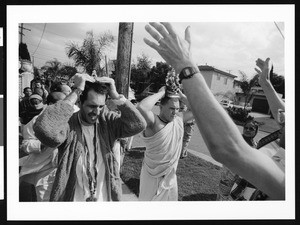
[198,65,237,78]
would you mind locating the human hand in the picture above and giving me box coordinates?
[95,76,120,99]
[71,73,95,91]
[158,86,166,96]
[144,22,197,74]
[178,89,190,108]
[255,58,272,86]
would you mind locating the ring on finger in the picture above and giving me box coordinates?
[158,37,163,44]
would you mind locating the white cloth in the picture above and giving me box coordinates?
[19,115,58,201]
[74,122,108,201]
[139,116,183,201]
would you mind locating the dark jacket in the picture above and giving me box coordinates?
[33,100,146,201]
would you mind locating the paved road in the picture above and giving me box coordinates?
[131,106,280,158]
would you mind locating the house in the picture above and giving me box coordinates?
[235,86,283,115]
[19,59,34,99]
[198,65,237,102]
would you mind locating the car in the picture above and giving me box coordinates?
[220,99,234,109]
[231,103,252,112]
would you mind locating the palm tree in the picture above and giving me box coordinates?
[237,71,259,111]
[66,31,115,76]
[41,58,62,82]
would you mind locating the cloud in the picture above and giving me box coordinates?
[24,22,285,77]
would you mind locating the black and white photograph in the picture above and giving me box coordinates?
[6,4,295,221]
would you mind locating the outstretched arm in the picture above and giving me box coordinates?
[143,22,285,199]
[255,58,285,124]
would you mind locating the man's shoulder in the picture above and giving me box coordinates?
[175,116,184,124]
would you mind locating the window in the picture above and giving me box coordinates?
[224,77,228,85]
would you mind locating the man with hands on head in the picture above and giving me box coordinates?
[144,22,285,200]
[33,73,146,201]
[137,86,193,201]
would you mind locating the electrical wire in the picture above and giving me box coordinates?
[274,22,285,40]
[32,23,47,55]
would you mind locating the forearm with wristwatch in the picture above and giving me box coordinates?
[178,66,201,83]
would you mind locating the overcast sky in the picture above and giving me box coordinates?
[22,21,285,79]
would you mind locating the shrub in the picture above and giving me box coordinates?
[227,107,253,123]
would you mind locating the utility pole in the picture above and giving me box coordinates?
[105,55,109,77]
[115,23,134,98]
[19,23,31,43]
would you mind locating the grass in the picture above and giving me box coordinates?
[120,147,226,201]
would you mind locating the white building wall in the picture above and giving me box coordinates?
[210,71,235,94]
[19,72,34,98]
[200,70,213,88]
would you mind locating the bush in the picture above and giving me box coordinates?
[227,107,253,123]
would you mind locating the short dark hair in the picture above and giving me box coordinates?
[50,81,62,92]
[46,91,66,105]
[244,120,259,134]
[23,87,31,93]
[33,87,44,97]
[160,96,179,106]
[79,81,109,103]
[35,79,42,84]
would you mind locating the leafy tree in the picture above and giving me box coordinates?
[33,66,40,78]
[270,67,285,98]
[41,58,62,82]
[148,61,172,92]
[130,54,152,94]
[66,31,115,75]
[237,71,259,110]
[59,64,77,80]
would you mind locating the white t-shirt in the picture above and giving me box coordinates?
[74,122,108,201]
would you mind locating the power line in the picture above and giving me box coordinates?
[274,22,285,40]
[32,23,47,56]
[30,52,68,62]
[26,42,64,52]
[26,23,70,39]
[19,23,31,43]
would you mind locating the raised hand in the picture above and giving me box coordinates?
[71,73,95,91]
[178,89,190,109]
[95,76,120,99]
[158,86,166,94]
[255,58,272,86]
[144,22,197,74]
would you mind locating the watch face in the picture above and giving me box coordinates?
[180,67,198,82]
[184,68,193,76]
[184,68,192,76]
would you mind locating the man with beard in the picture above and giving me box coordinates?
[33,73,146,201]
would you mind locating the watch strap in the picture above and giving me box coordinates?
[179,67,199,82]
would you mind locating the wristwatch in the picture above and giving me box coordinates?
[179,67,199,83]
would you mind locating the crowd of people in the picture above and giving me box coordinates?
[18,22,285,202]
